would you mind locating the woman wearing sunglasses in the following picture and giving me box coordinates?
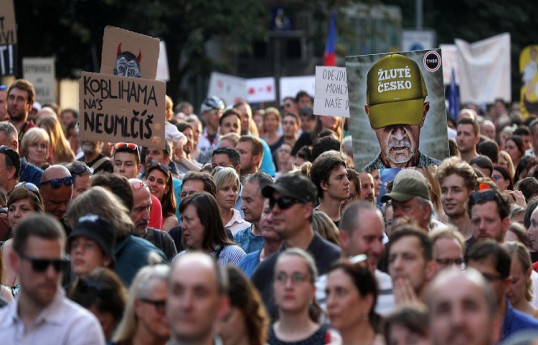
[1,182,44,297]
[178,192,246,265]
[214,167,251,235]
[326,259,384,345]
[146,161,178,232]
[111,264,170,345]
[269,248,341,345]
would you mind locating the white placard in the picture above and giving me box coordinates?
[440,44,459,85]
[23,57,55,104]
[279,76,315,104]
[208,72,246,106]
[246,77,276,103]
[313,66,349,117]
[156,41,170,82]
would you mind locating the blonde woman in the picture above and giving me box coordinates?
[213,167,251,235]
[262,107,283,153]
[20,127,50,169]
[37,115,75,164]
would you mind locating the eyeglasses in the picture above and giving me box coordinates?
[40,176,74,189]
[269,196,303,210]
[71,165,93,176]
[18,251,70,273]
[435,258,464,267]
[140,298,166,314]
[274,271,309,285]
[470,189,498,203]
[14,182,41,202]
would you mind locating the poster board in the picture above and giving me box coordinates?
[279,76,315,104]
[246,77,276,103]
[208,72,247,106]
[520,45,538,117]
[0,0,17,76]
[79,72,166,149]
[100,26,159,79]
[346,49,449,170]
[313,66,349,117]
[23,57,56,104]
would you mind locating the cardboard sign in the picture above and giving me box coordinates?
[313,66,349,117]
[79,72,166,149]
[208,72,246,106]
[279,76,315,104]
[101,26,159,79]
[156,41,170,82]
[23,57,56,104]
[346,49,449,170]
[246,77,276,103]
[0,0,17,76]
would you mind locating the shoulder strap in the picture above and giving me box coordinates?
[90,156,109,171]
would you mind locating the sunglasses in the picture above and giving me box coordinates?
[14,182,41,202]
[269,196,303,210]
[18,251,70,273]
[470,189,498,203]
[140,298,166,314]
[114,142,139,153]
[71,165,93,175]
[40,176,74,189]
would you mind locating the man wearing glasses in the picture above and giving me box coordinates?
[252,173,341,320]
[467,187,511,251]
[0,214,105,344]
[39,165,73,228]
[466,240,538,341]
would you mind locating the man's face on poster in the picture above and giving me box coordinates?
[374,124,420,166]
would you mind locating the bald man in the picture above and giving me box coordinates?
[39,165,73,222]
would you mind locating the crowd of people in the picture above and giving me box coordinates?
[1,78,538,345]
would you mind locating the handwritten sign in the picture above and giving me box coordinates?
[0,0,17,76]
[79,72,166,149]
[313,66,349,117]
[23,58,56,104]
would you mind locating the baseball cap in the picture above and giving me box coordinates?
[68,214,116,262]
[380,176,430,202]
[200,96,225,113]
[261,173,317,204]
[366,54,428,129]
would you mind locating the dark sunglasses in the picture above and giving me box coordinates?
[140,298,166,314]
[40,176,74,189]
[14,182,41,202]
[18,251,70,273]
[269,196,303,210]
[71,165,93,175]
[470,189,498,203]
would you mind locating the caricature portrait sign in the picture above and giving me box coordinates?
[346,49,449,171]
[101,26,159,79]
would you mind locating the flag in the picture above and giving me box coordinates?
[324,14,336,66]
[448,68,459,120]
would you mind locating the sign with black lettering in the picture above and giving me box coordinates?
[79,72,166,149]
[314,66,349,117]
[346,49,449,170]
[0,0,17,76]
[101,26,159,80]
[23,58,55,104]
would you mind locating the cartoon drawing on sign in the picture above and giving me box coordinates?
[113,43,141,78]
[346,50,448,171]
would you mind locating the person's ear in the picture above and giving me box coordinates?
[339,230,350,254]
[217,294,231,321]
[420,102,430,127]
[321,180,329,192]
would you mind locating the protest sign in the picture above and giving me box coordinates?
[440,44,458,86]
[520,45,538,118]
[156,41,169,82]
[0,0,17,76]
[208,72,246,106]
[23,57,56,104]
[313,66,349,117]
[246,77,276,103]
[346,49,449,170]
[101,26,159,79]
[79,72,166,149]
[279,76,315,104]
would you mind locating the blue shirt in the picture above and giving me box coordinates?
[502,300,538,341]
[238,250,261,278]
[259,138,276,177]
[233,225,264,254]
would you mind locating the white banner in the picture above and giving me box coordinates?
[246,77,276,103]
[313,66,349,117]
[208,72,246,106]
[440,44,459,86]
[456,33,511,104]
[156,41,170,82]
[279,76,315,104]
[23,57,55,104]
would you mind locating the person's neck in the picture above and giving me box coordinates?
[18,290,54,327]
[417,282,429,303]
[132,326,168,345]
[499,298,508,319]
[84,151,100,163]
[240,167,256,177]
[260,239,281,260]
[284,226,314,250]
[206,125,217,136]
[264,130,278,139]
[317,198,342,221]
[460,150,478,163]
[219,207,233,225]
[169,334,215,345]
[340,321,376,345]
[251,222,260,236]
[10,117,27,133]
[5,179,17,194]
[284,134,297,144]
[448,213,473,240]
[275,311,318,339]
